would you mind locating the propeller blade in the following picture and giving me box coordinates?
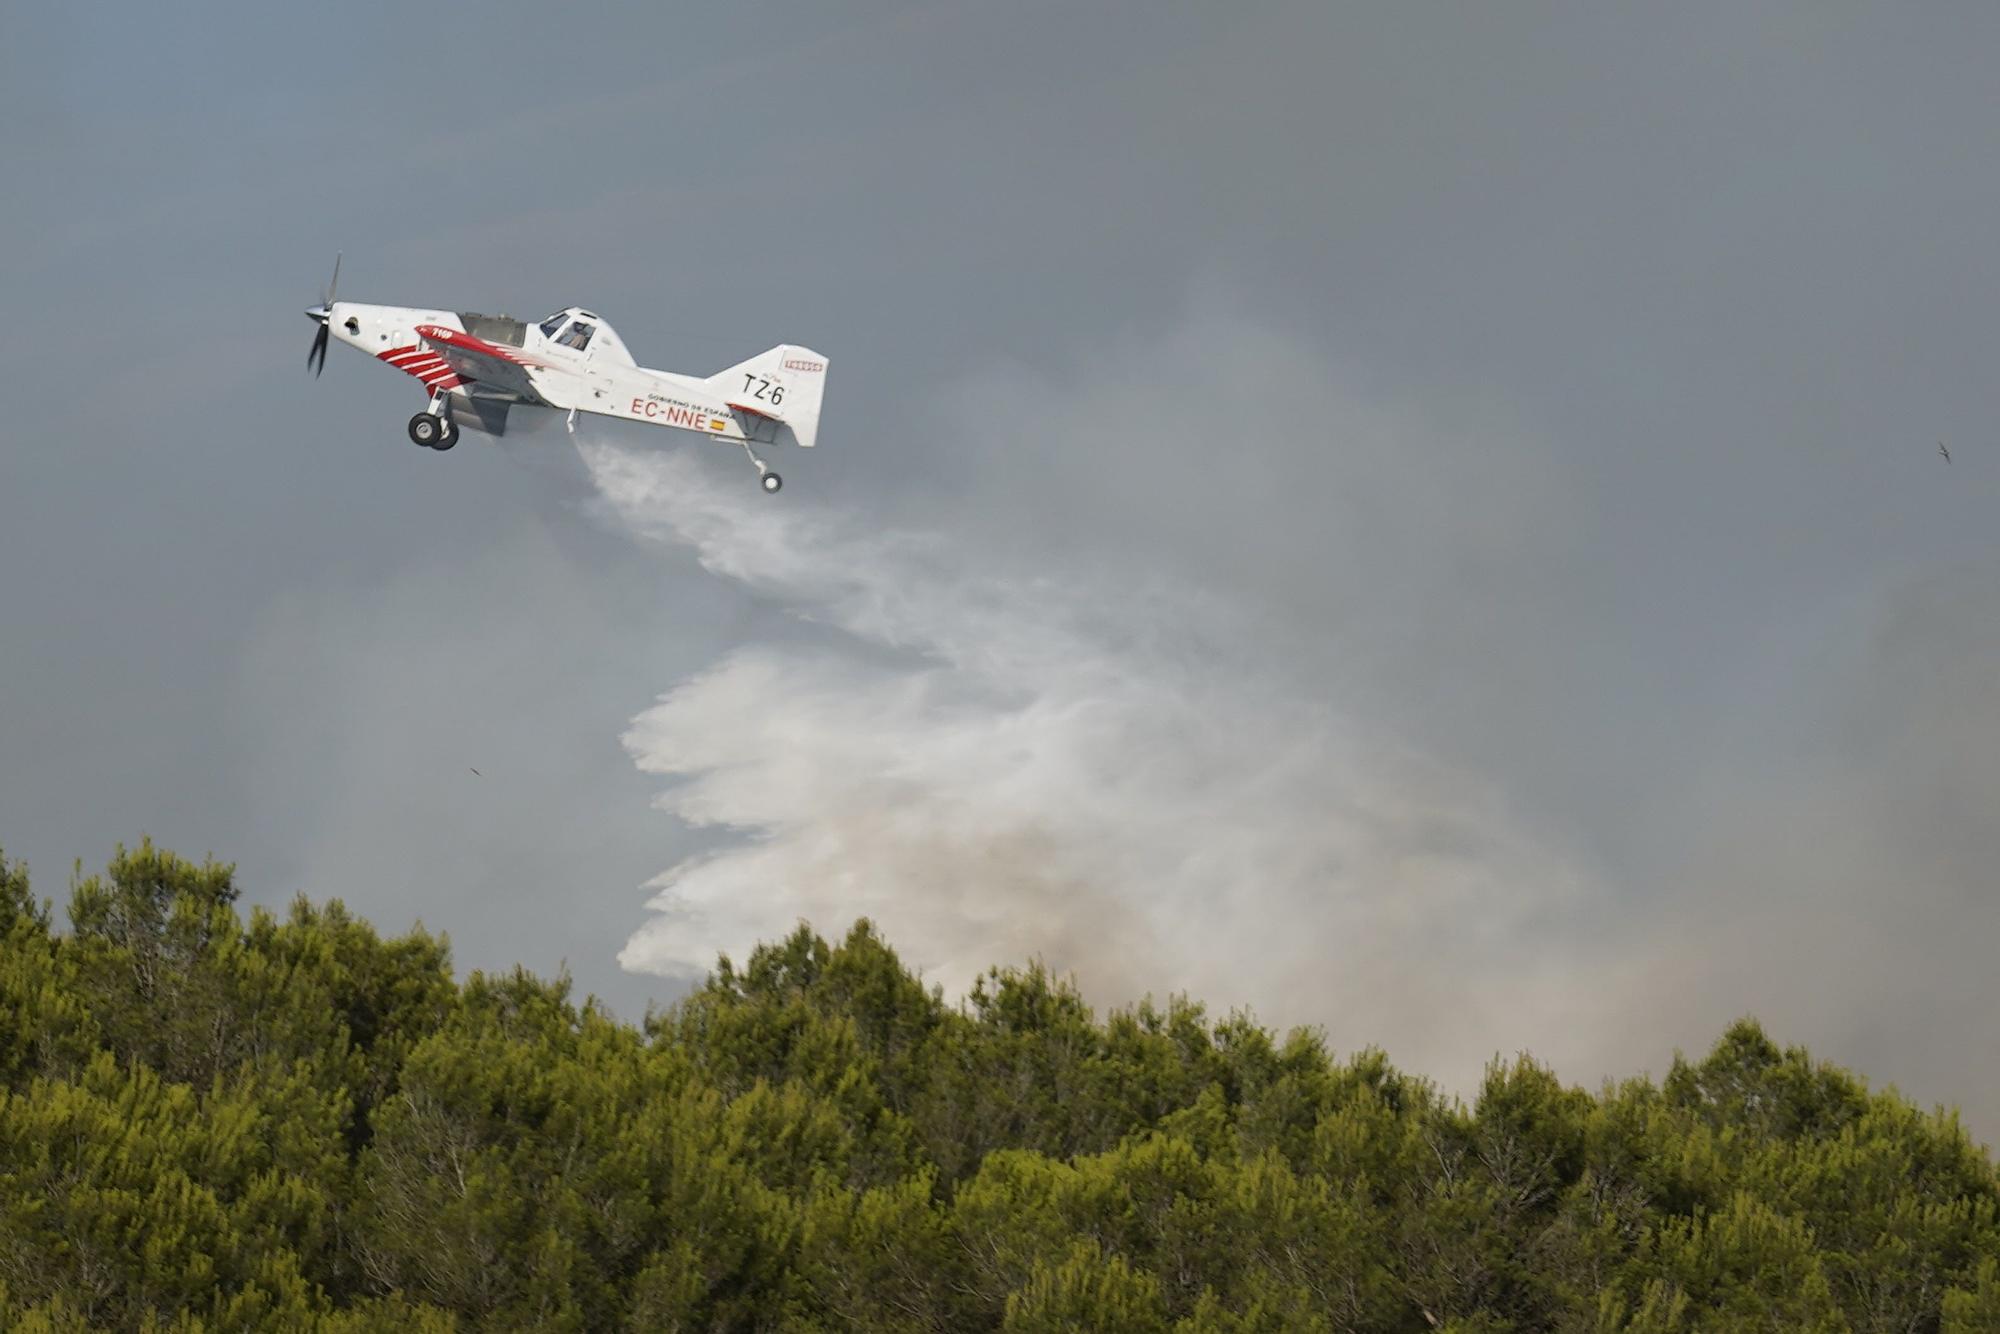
[309,253,342,376]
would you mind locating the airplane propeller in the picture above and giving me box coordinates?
[305,252,341,376]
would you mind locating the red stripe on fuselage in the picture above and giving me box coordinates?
[378,345,465,390]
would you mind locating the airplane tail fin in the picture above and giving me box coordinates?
[708,344,829,448]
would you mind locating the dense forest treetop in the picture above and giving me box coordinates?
[1,841,1995,1331]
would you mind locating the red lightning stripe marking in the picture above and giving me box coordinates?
[378,345,465,390]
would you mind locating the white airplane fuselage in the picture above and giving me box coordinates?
[307,276,826,490]
[325,302,800,446]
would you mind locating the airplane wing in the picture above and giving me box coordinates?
[415,324,552,405]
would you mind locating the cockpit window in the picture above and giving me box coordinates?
[555,321,595,352]
[538,311,571,339]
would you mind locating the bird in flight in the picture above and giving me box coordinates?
[1939,441,1951,463]
[469,768,482,777]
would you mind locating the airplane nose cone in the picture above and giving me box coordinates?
[306,304,330,325]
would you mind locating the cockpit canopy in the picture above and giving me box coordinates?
[539,308,594,352]
[535,307,634,365]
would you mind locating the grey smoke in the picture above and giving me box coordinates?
[581,303,2000,1136]
[579,318,1644,1097]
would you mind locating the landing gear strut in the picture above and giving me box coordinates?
[739,438,781,493]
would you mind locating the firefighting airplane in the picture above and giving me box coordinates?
[304,256,827,492]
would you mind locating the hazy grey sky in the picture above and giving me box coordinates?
[5,4,1999,1130]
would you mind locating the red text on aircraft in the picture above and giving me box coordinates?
[631,398,714,428]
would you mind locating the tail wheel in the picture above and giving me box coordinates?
[761,472,783,493]
[408,413,441,447]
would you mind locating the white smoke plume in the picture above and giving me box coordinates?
[579,417,1629,1088]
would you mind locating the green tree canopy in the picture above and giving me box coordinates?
[0,842,1993,1330]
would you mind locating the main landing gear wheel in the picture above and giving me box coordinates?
[761,472,783,494]
[408,413,442,447]
[432,418,459,451]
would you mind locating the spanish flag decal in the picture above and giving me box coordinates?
[710,418,728,431]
